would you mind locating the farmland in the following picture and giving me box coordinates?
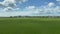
[0,18,60,34]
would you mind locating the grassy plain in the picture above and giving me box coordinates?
[0,18,60,34]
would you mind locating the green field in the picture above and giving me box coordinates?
[0,18,60,34]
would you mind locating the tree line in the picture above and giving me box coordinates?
[9,16,60,18]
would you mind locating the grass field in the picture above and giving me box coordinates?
[0,18,60,34]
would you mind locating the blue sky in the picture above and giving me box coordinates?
[16,0,57,8]
[0,0,60,17]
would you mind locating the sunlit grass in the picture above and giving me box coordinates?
[0,18,60,34]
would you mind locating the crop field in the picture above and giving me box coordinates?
[0,18,60,34]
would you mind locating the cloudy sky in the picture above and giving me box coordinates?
[0,0,60,17]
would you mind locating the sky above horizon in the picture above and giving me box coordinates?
[0,0,60,17]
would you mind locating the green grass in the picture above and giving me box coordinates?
[0,18,60,34]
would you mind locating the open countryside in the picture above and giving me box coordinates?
[0,18,60,34]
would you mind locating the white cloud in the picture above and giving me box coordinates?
[25,6,36,10]
[48,2,55,7]
[0,0,27,12]
[3,7,13,12]
[0,11,33,16]
[24,2,60,16]
[0,0,16,8]
[16,0,28,3]
[56,0,60,1]
[0,2,60,16]
[0,0,27,8]
[56,0,60,3]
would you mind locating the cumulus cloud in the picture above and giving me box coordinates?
[48,2,55,7]
[0,1,60,16]
[0,0,16,8]
[24,2,60,16]
[3,7,13,12]
[0,0,27,12]
[0,0,27,7]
